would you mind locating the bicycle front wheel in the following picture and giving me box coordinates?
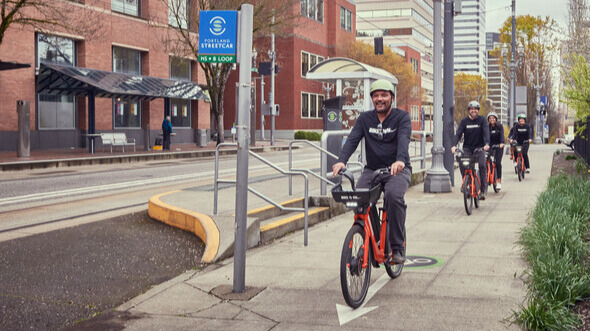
[340,224,371,308]
[463,174,473,215]
[492,166,499,193]
[517,158,522,181]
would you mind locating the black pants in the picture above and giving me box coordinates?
[163,131,171,150]
[459,148,487,194]
[356,167,411,252]
[493,148,503,179]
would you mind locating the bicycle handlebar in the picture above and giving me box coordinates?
[335,167,391,192]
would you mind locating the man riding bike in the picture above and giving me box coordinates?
[488,112,505,189]
[451,101,490,199]
[332,79,412,264]
[508,113,532,173]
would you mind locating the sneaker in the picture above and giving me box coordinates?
[496,183,502,190]
[391,250,406,264]
[526,169,530,173]
[513,162,517,167]
[479,193,486,200]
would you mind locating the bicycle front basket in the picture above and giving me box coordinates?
[331,184,381,209]
[515,146,523,153]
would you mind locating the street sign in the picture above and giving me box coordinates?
[540,95,547,106]
[198,10,237,63]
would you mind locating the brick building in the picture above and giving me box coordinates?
[222,0,357,138]
[0,1,210,152]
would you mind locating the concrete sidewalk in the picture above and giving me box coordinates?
[82,144,557,330]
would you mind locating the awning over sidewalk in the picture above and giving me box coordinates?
[37,63,210,101]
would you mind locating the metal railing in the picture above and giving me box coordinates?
[573,116,590,168]
[213,143,312,246]
[288,138,363,196]
[410,130,433,170]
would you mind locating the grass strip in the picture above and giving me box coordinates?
[514,174,590,330]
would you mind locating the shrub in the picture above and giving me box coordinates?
[515,175,590,329]
[294,131,322,141]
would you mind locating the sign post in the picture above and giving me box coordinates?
[199,6,252,293]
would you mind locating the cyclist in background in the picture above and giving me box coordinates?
[332,79,412,264]
[509,113,533,173]
[488,112,505,190]
[508,121,517,160]
[451,101,490,199]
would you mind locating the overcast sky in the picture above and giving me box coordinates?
[485,0,569,36]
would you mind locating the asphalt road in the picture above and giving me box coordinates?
[0,211,204,330]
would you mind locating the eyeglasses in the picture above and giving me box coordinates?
[377,123,383,141]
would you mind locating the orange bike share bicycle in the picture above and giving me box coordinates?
[485,144,503,193]
[511,141,529,181]
[456,147,484,215]
[331,168,403,308]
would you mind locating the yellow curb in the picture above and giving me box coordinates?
[148,191,220,263]
[260,206,329,232]
[247,197,303,216]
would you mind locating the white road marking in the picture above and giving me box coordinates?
[0,158,317,206]
[336,272,390,325]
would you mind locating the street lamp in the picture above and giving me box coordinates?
[501,43,524,128]
[529,50,545,144]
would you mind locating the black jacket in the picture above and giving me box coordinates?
[511,123,532,144]
[489,124,505,146]
[453,115,490,149]
[338,108,412,171]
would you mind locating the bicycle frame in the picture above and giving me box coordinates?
[462,169,481,198]
[353,205,388,269]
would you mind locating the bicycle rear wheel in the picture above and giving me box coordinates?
[492,166,499,193]
[340,224,371,308]
[463,174,473,215]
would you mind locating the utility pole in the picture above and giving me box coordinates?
[443,0,455,186]
[260,75,265,140]
[269,15,276,146]
[510,0,516,127]
[234,4,253,293]
[424,0,451,192]
[532,51,543,144]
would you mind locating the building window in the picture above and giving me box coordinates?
[411,105,420,121]
[301,92,324,119]
[36,33,76,129]
[410,58,419,73]
[170,57,191,81]
[113,46,141,75]
[113,46,142,128]
[301,0,323,23]
[340,7,352,32]
[301,51,324,76]
[112,0,139,16]
[168,0,188,29]
[114,99,141,128]
[170,98,191,127]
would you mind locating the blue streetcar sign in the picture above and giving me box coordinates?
[198,10,237,63]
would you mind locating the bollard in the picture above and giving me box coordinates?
[17,100,30,157]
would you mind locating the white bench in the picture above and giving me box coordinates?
[100,133,136,153]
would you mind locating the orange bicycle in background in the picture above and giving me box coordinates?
[511,141,529,181]
[485,144,503,193]
[456,147,484,215]
[331,168,403,308]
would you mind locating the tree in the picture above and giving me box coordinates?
[159,0,300,144]
[453,73,491,124]
[0,0,101,49]
[495,15,559,133]
[567,0,590,62]
[345,40,420,108]
[561,54,590,134]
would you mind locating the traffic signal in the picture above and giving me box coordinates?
[374,37,383,55]
[257,62,279,75]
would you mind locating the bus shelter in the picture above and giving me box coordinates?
[305,57,398,122]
